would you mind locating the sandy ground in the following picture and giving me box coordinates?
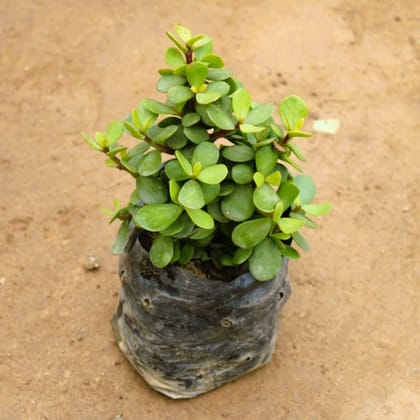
[0,1,419,419]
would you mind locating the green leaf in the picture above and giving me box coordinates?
[136,101,158,131]
[134,204,183,232]
[150,235,174,268]
[292,231,311,251]
[156,75,186,93]
[165,159,190,181]
[175,23,191,42]
[290,212,318,228]
[278,181,300,209]
[186,62,208,88]
[193,37,213,57]
[240,124,265,133]
[186,208,215,229]
[178,242,195,264]
[207,81,230,96]
[270,123,285,139]
[165,47,185,69]
[175,150,193,176]
[166,31,188,53]
[178,179,205,209]
[137,150,162,176]
[207,68,231,81]
[169,179,180,203]
[232,217,272,248]
[192,142,219,168]
[183,126,210,144]
[147,124,178,145]
[112,221,130,254]
[249,238,283,281]
[207,200,229,222]
[245,103,274,125]
[301,202,332,216]
[279,95,308,131]
[202,53,224,68]
[196,90,221,104]
[160,212,192,236]
[206,104,236,130]
[105,121,124,145]
[82,132,102,151]
[182,112,201,127]
[165,125,188,149]
[231,163,254,184]
[281,245,300,259]
[278,217,305,234]
[123,121,143,139]
[200,182,220,204]
[293,174,317,205]
[232,247,253,265]
[288,130,312,139]
[197,164,228,184]
[136,175,168,204]
[144,99,176,115]
[222,145,255,162]
[221,184,255,221]
[253,183,280,212]
[273,201,284,223]
[265,170,282,187]
[168,85,194,104]
[255,145,278,175]
[287,141,306,162]
[232,88,251,122]
[253,172,265,188]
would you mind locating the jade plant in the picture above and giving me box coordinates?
[82,24,331,281]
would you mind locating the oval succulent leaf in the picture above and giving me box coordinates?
[200,182,220,204]
[256,145,278,175]
[278,217,305,234]
[240,124,265,133]
[197,164,228,184]
[232,88,251,122]
[134,204,183,232]
[196,90,221,104]
[136,175,168,204]
[293,174,317,205]
[207,68,231,80]
[292,231,311,251]
[183,126,210,144]
[112,221,130,255]
[222,145,255,162]
[278,181,300,209]
[168,85,194,104]
[206,103,236,130]
[186,208,215,229]
[105,121,124,145]
[175,23,192,42]
[253,183,280,212]
[249,238,283,281]
[245,103,274,125]
[156,75,186,93]
[182,112,201,127]
[150,235,174,268]
[232,247,253,265]
[279,95,308,131]
[144,99,176,115]
[192,142,219,168]
[138,150,162,176]
[221,184,255,221]
[231,163,254,184]
[186,62,208,88]
[232,217,272,249]
[207,81,230,96]
[165,47,185,69]
[301,202,333,216]
[175,150,193,176]
[178,179,205,209]
[165,159,190,181]
[202,53,224,68]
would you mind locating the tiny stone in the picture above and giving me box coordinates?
[113,415,124,420]
[0,277,6,285]
[84,255,100,271]
[402,206,409,213]
[299,312,307,319]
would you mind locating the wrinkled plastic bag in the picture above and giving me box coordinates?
[112,228,291,398]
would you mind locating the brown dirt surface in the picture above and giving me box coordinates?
[0,1,419,419]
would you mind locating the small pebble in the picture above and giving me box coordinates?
[84,255,100,271]
[113,415,124,420]
[0,277,6,285]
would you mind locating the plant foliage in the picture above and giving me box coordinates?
[83,23,332,281]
